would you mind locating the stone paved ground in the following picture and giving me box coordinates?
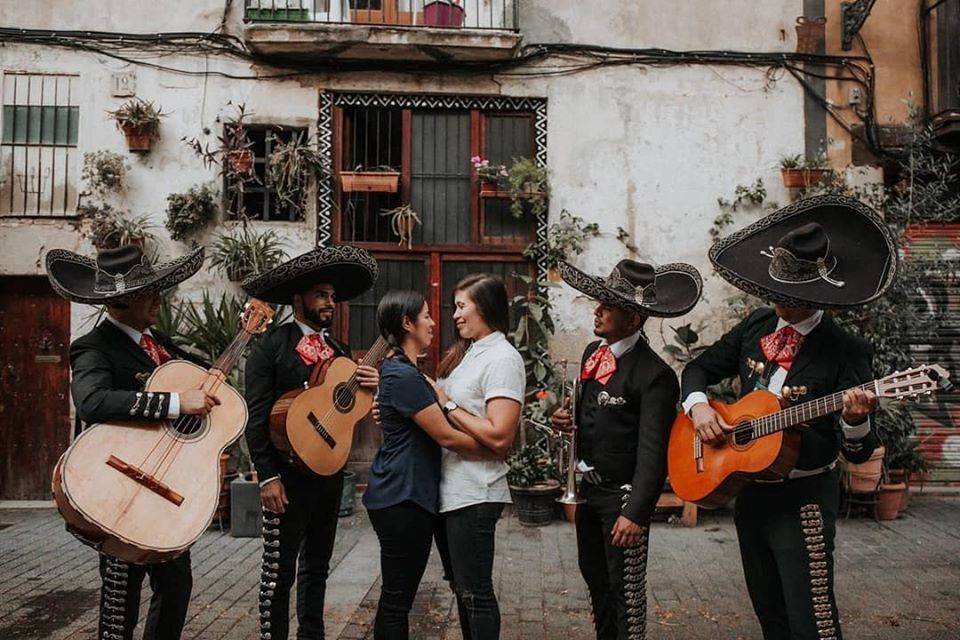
[0,494,958,640]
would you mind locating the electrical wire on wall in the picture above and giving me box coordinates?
[0,26,886,156]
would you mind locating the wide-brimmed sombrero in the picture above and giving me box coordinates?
[45,244,204,306]
[709,194,898,309]
[558,258,702,318]
[241,245,378,304]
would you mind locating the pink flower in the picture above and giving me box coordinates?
[481,159,489,167]
[471,155,481,164]
[499,167,509,176]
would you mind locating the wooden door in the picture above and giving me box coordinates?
[0,276,71,499]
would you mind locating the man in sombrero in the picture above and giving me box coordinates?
[551,257,703,640]
[46,244,216,640]
[681,195,896,640]
[241,245,379,640]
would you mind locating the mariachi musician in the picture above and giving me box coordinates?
[46,244,214,640]
[681,196,896,640]
[551,257,702,640]
[241,245,379,640]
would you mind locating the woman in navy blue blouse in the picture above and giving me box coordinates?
[363,290,496,640]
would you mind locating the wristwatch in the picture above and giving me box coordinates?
[442,400,459,416]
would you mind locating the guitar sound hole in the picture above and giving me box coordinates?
[732,422,754,446]
[333,383,356,413]
[166,415,209,441]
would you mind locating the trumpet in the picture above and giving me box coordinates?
[556,359,585,506]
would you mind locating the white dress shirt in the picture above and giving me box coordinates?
[105,315,180,417]
[681,310,870,440]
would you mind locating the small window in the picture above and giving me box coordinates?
[225,125,306,221]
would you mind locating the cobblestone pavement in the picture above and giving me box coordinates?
[0,494,957,640]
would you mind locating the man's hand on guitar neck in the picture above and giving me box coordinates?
[356,363,380,390]
[691,402,733,444]
[842,388,877,425]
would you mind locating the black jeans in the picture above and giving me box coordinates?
[98,552,192,640]
[259,469,343,640]
[367,501,437,640]
[435,502,505,640]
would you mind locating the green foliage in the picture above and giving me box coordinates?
[82,150,128,196]
[506,444,553,487]
[80,203,155,250]
[267,132,322,218]
[509,274,559,400]
[165,183,218,241]
[209,225,287,282]
[522,209,599,269]
[107,97,164,138]
[712,178,775,239]
[507,157,549,219]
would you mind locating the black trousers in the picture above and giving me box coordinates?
[575,482,650,640]
[259,469,343,640]
[734,470,842,640]
[435,502,505,640]
[367,501,437,640]
[97,552,192,640]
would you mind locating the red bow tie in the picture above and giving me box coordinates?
[140,333,172,366]
[581,345,617,385]
[296,333,335,367]
[759,325,805,371]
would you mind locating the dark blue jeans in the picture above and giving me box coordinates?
[435,502,505,640]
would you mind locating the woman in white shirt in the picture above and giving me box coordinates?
[432,273,526,640]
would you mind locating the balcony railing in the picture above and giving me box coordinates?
[244,0,518,32]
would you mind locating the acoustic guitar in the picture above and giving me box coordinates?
[270,336,390,476]
[53,300,274,564]
[667,364,952,509]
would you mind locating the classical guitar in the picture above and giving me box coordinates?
[53,300,274,564]
[667,364,952,509]
[269,336,390,476]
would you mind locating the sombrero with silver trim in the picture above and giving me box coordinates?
[45,244,204,305]
[558,258,702,318]
[241,244,378,304]
[708,194,898,308]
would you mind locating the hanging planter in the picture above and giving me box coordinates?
[424,0,464,27]
[380,204,421,249]
[108,98,164,154]
[781,167,830,188]
[340,170,401,193]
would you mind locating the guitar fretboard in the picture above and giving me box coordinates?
[749,380,879,437]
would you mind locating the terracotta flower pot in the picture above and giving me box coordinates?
[877,482,906,520]
[887,469,910,511]
[781,167,829,188]
[480,179,499,194]
[340,171,401,193]
[228,149,255,175]
[509,479,561,527]
[123,125,154,153]
[844,446,884,492]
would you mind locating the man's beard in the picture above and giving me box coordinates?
[303,306,333,329]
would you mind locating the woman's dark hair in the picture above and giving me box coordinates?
[377,289,427,367]
[436,274,510,378]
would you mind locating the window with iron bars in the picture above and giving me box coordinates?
[1,72,80,218]
[225,125,307,221]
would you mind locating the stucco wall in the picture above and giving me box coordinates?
[0,0,808,360]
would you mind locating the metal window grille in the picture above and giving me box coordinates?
[226,125,305,221]
[347,257,428,350]
[245,0,518,31]
[0,72,80,218]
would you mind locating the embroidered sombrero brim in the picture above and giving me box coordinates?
[45,246,205,305]
[558,261,702,318]
[709,194,898,309]
[241,245,378,304]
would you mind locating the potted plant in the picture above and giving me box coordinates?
[842,445,884,493]
[108,98,164,153]
[339,165,401,193]
[81,203,155,250]
[506,157,549,219]
[507,444,561,526]
[472,155,508,194]
[267,132,323,218]
[877,478,907,520]
[876,404,928,512]
[424,0,465,27]
[379,204,421,248]
[210,225,287,282]
[165,182,219,242]
[780,152,830,188]
[81,150,129,197]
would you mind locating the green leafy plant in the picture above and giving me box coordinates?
[712,178,775,239]
[522,209,599,269]
[209,225,287,282]
[506,157,549,219]
[165,182,219,241]
[81,203,155,250]
[506,444,554,487]
[267,132,322,217]
[81,150,129,196]
[107,97,164,139]
[509,274,560,401]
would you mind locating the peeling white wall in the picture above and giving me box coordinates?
[0,0,808,359]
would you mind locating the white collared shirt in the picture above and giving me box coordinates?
[682,309,870,440]
[105,315,180,417]
[438,330,526,513]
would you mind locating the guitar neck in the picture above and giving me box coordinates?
[359,336,390,368]
[211,330,256,377]
[751,380,878,437]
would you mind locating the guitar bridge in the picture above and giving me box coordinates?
[307,411,338,449]
[105,455,184,506]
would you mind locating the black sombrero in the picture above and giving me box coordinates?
[558,258,702,318]
[241,245,378,305]
[709,194,898,309]
[45,244,204,306]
